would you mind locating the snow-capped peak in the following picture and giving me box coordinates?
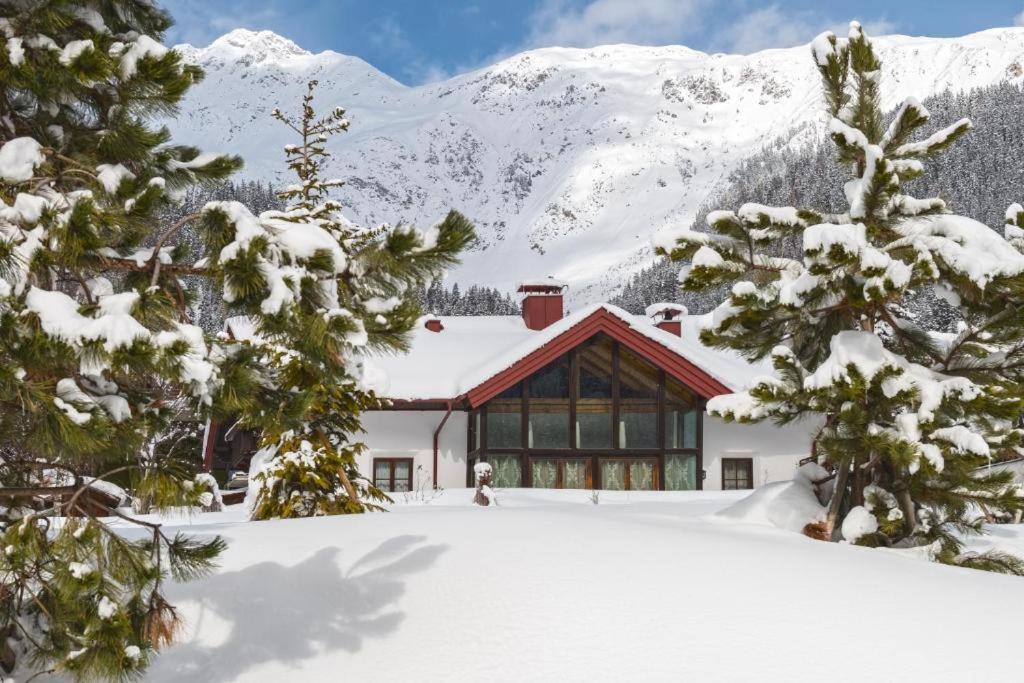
[205,28,310,60]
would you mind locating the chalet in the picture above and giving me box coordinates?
[206,281,818,494]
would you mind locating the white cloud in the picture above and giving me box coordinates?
[712,4,896,54]
[525,0,704,49]
[1015,10,1024,27]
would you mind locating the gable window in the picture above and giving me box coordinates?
[488,382,522,448]
[528,355,570,448]
[665,376,698,450]
[470,335,708,491]
[374,458,413,493]
[576,336,613,449]
[618,347,659,449]
[722,458,754,490]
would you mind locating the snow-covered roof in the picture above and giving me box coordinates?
[645,302,688,318]
[516,277,568,291]
[224,304,767,402]
[364,303,766,401]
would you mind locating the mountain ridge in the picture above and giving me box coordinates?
[164,27,1024,302]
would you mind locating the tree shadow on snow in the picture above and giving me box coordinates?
[147,534,447,682]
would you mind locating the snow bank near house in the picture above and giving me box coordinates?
[713,463,827,532]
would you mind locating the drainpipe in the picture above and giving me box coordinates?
[432,400,455,489]
[201,418,217,472]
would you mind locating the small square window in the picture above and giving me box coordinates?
[373,458,414,493]
[722,458,753,490]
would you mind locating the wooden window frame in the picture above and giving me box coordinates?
[470,335,706,491]
[721,457,754,491]
[373,457,414,493]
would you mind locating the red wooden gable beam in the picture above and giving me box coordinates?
[465,309,732,408]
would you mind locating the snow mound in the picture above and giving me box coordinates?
[842,505,879,542]
[713,464,827,532]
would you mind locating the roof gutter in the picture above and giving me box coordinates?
[432,399,458,489]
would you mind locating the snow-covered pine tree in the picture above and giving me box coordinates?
[200,81,475,520]
[655,22,1024,572]
[623,80,1024,326]
[0,1,241,679]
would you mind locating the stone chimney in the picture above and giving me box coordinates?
[518,278,567,331]
[646,303,687,337]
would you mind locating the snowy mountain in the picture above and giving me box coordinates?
[166,28,1024,302]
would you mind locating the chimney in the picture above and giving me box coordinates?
[518,278,567,331]
[423,315,444,333]
[647,303,687,337]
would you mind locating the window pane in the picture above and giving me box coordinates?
[529,409,569,448]
[473,412,481,450]
[619,347,659,399]
[579,336,613,398]
[490,455,522,488]
[563,460,588,489]
[665,454,697,490]
[488,403,522,448]
[683,411,698,448]
[531,459,557,488]
[629,461,655,491]
[666,376,697,449]
[394,461,411,492]
[530,357,569,398]
[620,408,657,449]
[374,461,392,492]
[577,410,612,448]
[619,347,659,449]
[601,460,625,490]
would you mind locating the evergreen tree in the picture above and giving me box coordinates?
[417,280,517,315]
[158,179,285,334]
[199,81,475,520]
[656,22,1024,572]
[0,1,240,679]
[620,79,1024,329]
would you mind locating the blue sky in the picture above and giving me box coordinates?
[162,0,1024,85]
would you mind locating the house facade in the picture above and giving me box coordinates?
[355,282,818,494]
[206,282,818,494]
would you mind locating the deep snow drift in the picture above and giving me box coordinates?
[64,489,1024,683]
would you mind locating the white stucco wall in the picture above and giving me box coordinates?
[701,415,820,490]
[359,410,820,491]
[358,410,469,490]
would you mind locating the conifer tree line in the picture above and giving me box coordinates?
[656,22,1024,572]
[618,79,1024,329]
[417,280,519,316]
[0,2,473,680]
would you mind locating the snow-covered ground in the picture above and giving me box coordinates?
[93,490,1024,682]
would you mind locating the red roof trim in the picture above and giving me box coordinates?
[465,309,732,408]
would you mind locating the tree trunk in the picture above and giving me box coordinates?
[337,465,359,504]
[825,462,850,541]
[852,454,865,507]
[893,480,917,534]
